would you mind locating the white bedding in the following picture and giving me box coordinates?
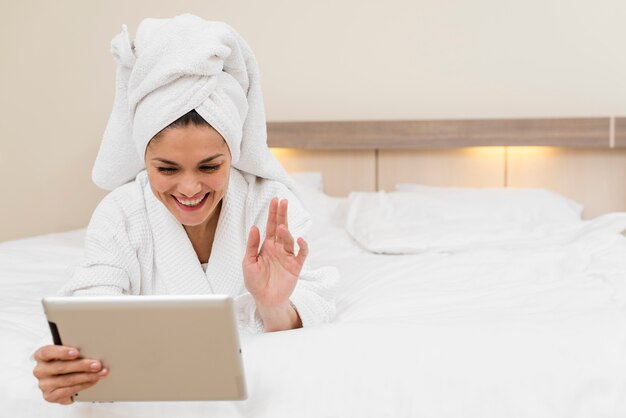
[2,189,626,418]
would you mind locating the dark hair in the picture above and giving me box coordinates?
[151,109,211,140]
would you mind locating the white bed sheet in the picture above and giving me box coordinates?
[2,202,626,417]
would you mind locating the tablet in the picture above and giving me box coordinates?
[42,295,247,402]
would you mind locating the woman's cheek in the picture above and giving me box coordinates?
[151,177,168,194]
[210,171,229,192]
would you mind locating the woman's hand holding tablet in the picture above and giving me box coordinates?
[32,345,108,404]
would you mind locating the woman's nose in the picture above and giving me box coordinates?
[178,174,202,197]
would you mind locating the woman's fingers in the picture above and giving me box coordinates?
[265,198,279,240]
[245,226,261,263]
[296,237,309,266]
[265,198,289,242]
[277,226,308,267]
[58,397,74,405]
[46,380,100,404]
[277,199,288,230]
[39,369,103,392]
[40,368,107,404]
[34,345,79,363]
[46,359,103,377]
[277,225,295,254]
[33,347,90,381]
[275,199,289,245]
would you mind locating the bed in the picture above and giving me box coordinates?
[2,117,626,417]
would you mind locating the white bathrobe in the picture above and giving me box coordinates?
[59,169,338,333]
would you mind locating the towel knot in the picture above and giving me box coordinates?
[111,24,136,69]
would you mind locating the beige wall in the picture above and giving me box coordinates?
[1,0,626,241]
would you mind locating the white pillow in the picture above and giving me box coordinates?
[345,186,585,254]
[394,183,583,224]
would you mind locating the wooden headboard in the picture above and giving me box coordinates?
[267,117,626,219]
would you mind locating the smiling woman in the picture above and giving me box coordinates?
[30,14,338,405]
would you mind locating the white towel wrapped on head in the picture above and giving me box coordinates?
[93,14,292,191]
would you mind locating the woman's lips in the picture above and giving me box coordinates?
[172,193,209,212]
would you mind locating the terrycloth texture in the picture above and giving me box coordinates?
[60,169,338,333]
[93,14,293,192]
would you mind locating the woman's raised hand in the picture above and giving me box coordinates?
[243,198,307,331]
[32,345,108,404]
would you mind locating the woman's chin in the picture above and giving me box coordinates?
[173,202,220,228]
[176,212,209,227]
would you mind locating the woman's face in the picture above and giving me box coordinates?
[145,124,231,228]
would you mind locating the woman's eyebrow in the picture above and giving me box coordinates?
[198,154,224,164]
[151,158,179,165]
[151,154,224,166]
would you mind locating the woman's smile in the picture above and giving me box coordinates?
[172,192,210,211]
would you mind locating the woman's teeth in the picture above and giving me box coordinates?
[175,194,206,207]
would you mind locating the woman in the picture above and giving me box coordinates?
[32,15,337,404]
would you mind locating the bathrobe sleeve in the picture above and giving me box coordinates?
[58,184,145,296]
[245,176,339,328]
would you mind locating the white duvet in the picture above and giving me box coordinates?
[2,191,626,418]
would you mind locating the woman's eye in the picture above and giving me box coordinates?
[157,167,177,174]
[200,165,220,172]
